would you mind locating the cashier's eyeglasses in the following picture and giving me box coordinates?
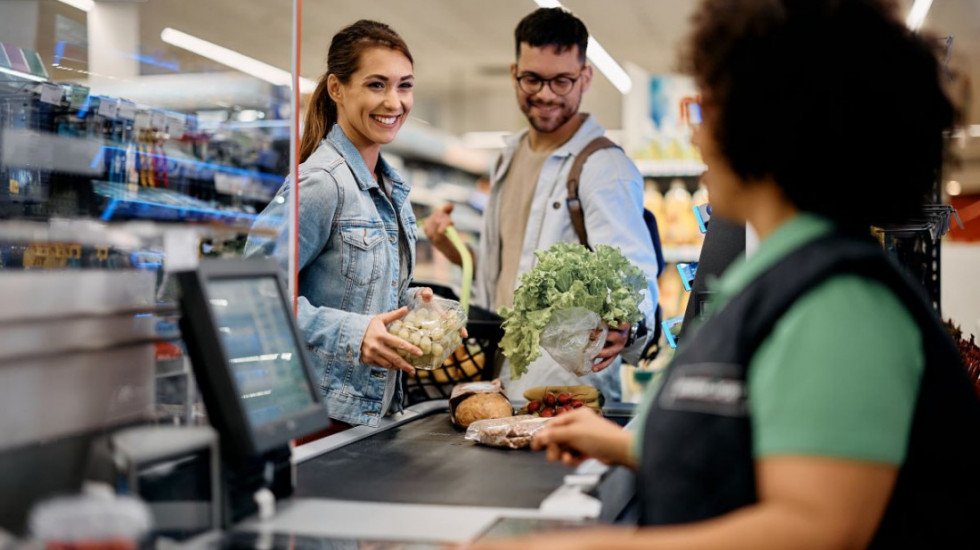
[515,70,584,96]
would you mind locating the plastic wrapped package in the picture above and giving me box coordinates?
[539,308,608,376]
[388,295,466,370]
[464,415,551,449]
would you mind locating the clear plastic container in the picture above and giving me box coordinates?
[388,295,466,370]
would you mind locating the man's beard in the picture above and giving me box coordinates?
[521,97,580,134]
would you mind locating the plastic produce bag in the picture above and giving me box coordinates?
[540,308,608,376]
[388,294,466,370]
[464,415,551,449]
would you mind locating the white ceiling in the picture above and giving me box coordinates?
[35,0,980,188]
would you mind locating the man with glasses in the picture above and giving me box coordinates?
[424,7,658,401]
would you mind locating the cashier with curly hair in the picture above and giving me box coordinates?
[465,1,980,549]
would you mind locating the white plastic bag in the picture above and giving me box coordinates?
[540,307,608,376]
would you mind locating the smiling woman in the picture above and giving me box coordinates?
[244,20,440,431]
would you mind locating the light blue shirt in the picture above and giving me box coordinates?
[480,115,660,402]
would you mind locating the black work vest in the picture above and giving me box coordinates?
[638,234,980,547]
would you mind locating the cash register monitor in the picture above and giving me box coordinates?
[178,258,330,460]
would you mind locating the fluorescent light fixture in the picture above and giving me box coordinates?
[530,0,632,94]
[160,28,316,93]
[0,66,47,83]
[906,0,933,30]
[56,0,94,12]
[586,36,632,94]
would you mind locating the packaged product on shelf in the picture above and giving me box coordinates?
[663,180,699,245]
[644,183,666,236]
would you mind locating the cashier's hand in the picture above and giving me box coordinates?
[591,322,629,373]
[532,408,637,469]
[361,307,423,375]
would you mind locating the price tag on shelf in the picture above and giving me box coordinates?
[165,115,186,137]
[40,83,63,105]
[134,111,151,130]
[97,97,119,119]
[117,101,137,121]
[69,85,89,110]
[150,111,166,129]
[164,229,199,272]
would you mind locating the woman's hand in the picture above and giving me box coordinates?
[591,322,629,373]
[415,286,467,339]
[360,307,423,374]
[532,408,637,469]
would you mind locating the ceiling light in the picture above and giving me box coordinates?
[586,37,632,94]
[529,1,632,94]
[160,28,316,93]
[56,0,94,12]
[946,181,962,196]
[906,0,934,31]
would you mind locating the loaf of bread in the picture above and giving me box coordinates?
[453,392,513,428]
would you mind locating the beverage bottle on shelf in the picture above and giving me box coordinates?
[663,179,694,245]
[643,182,666,237]
[691,182,709,243]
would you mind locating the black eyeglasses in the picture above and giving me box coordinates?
[515,70,583,96]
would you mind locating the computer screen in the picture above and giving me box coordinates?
[207,277,316,428]
[178,259,330,460]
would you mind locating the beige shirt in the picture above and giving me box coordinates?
[494,137,553,311]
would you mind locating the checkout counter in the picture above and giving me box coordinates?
[175,259,637,548]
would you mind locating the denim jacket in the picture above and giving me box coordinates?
[478,115,659,402]
[245,125,418,427]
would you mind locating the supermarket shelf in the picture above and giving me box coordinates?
[94,181,259,226]
[634,159,706,178]
[662,245,702,264]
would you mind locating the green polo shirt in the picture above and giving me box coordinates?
[631,213,924,464]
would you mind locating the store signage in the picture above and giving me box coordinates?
[97,98,119,119]
[118,102,137,121]
[40,84,63,106]
[150,111,166,130]
[134,111,151,130]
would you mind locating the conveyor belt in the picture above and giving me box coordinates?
[295,411,573,508]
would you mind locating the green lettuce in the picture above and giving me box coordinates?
[499,243,647,379]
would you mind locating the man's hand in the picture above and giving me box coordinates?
[422,203,463,266]
[591,322,629,372]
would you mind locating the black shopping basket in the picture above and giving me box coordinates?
[402,282,503,405]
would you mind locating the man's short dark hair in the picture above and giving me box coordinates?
[681,0,957,233]
[515,8,588,65]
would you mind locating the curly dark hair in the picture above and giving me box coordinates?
[515,7,588,64]
[681,0,956,232]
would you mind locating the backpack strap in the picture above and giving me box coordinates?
[567,136,620,249]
